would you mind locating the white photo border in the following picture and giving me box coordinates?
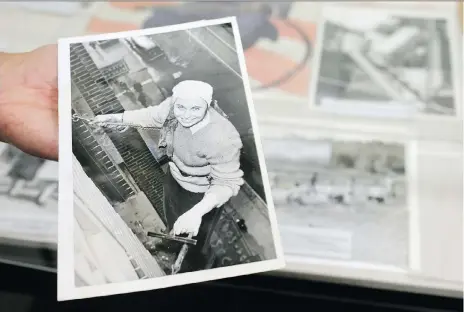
[57,17,285,302]
[258,120,420,274]
[307,4,463,122]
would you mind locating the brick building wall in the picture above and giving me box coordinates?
[70,42,167,222]
[72,115,135,203]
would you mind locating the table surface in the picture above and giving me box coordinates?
[0,263,462,311]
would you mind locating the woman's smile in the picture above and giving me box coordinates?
[179,118,197,126]
[174,97,208,127]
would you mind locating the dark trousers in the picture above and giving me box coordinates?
[163,169,219,273]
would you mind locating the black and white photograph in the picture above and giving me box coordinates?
[260,125,414,270]
[58,18,283,301]
[0,142,57,271]
[309,5,461,119]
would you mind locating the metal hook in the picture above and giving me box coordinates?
[71,113,81,122]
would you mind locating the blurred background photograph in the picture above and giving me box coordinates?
[261,128,410,269]
[81,1,317,103]
[310,5,460,118]
[0,1,318,104]
[0,142,57,271]
[0,2,456,107]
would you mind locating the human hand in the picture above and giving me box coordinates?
[91,114,123,127]
[0,45,58,160]
[172,206,205,237]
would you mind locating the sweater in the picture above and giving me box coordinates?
[123,97,244,206]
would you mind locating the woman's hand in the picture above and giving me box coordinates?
[172,192,221,236]
[0,45,58,160]
[172,207,204,237]
[91,114,123,127]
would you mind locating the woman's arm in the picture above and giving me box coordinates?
[123,96,172,128]
[95,96,172,128]
[192,127,244,216]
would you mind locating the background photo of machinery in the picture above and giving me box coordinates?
[70,25,277,275]
[262,136,408,267]
[314,11,456,116]
[0,143,57,270]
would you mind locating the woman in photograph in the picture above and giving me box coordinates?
[92,80,244,272]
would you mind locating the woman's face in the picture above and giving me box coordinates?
[173,97,208,128]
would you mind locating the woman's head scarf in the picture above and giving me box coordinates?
[172,80,213,106]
